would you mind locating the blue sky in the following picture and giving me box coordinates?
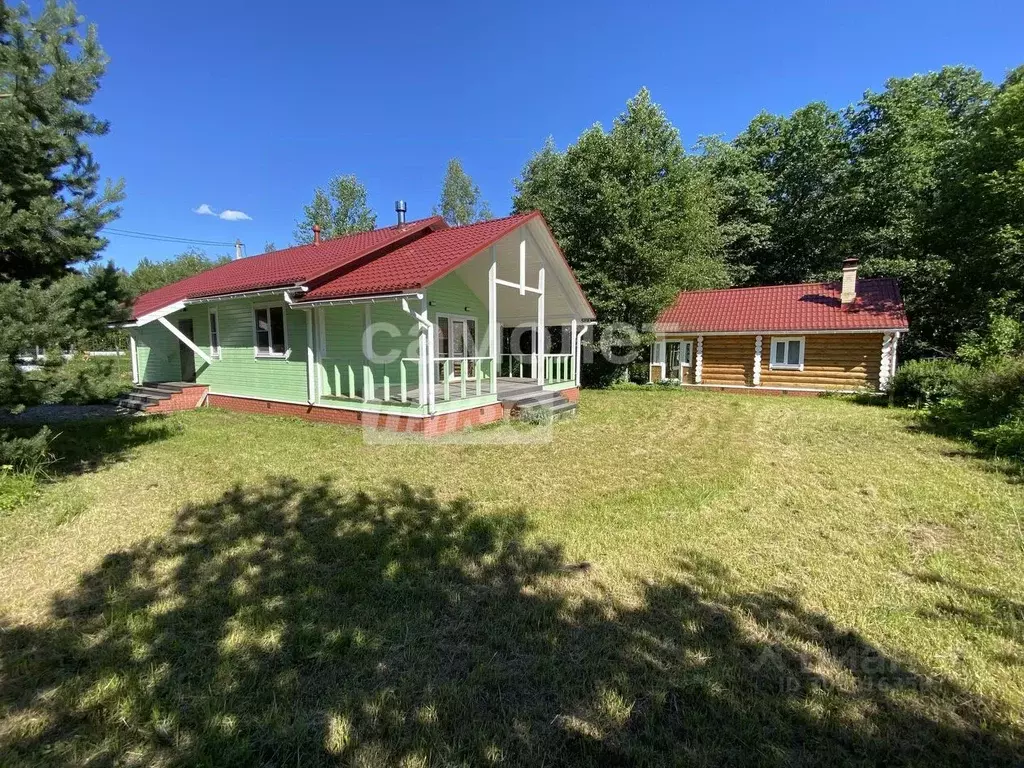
[72,0,1022,271]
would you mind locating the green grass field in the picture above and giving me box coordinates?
[0,389,1022,766]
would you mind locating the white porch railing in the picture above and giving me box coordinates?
[499,353,534,379]
[322,358,422,405]
[431,356,496,402]
[543,353,573,385]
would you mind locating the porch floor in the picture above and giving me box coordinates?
[320,376,548,408]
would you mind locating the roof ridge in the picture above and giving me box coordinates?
[676,277,896,296]
[439,211,535,231]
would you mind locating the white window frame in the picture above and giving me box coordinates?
[651,341,666,379]
[252,303,289,359]
[769,336,805,371]
[435,313,480,359]
[208,308,221,359]
[680,340,693,367]
[435,312,480,379]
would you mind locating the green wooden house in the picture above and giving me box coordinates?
[123,209,595,434]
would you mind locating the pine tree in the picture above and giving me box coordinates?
[0,0,124,282]
[0,1,125,427]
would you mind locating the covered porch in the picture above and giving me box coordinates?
[305,219,591,415]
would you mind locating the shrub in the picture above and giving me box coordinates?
[41,353,133,405]
[889,358,972,407]
[942,356,1024,433]
[0,426,53,472]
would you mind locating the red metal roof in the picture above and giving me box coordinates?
[302,212,538,300]
[655,278,908,333]
[129,211,596,321]
[129,216,445,320]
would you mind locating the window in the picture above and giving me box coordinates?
[435,314,479,378]
[209,310,221,358]
[770,336,804,370]
[254,305,286,356]
[681,340,693,366]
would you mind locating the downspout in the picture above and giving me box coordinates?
[575,321,595,387]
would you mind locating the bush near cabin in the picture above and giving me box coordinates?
[890,315,1024,458]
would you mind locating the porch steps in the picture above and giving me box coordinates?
[500,386,577,421]
[113,382,190,413]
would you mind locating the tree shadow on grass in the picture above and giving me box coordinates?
[43,415,178,476]
[0,479,1020,766]
[911,571,1024,649]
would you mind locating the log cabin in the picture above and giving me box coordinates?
[650,259,908,394]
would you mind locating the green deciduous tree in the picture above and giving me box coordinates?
[514,88,728,372]
[699,103,853,285]
[702,65,1012,358]
[293,175,375,244]
[436,158,492,226]
[126,250,231,297]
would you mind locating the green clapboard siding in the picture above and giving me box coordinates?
[132,268,491,406]
[185,299,309,402]
[135,322,179,382]
[427,269,490,354]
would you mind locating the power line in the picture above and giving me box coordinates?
[104,227,239,248]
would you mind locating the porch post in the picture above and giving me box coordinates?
[536,267,545,386]
[128,332,140,384]
[362,304,371,402]
[316,307,327,394]
[422,295,436,413]
[570,319,577,385]
[489,245,498,394]
[305,311,316,404]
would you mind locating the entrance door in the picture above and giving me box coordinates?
[666,342,681,379]
[178,318,196,382]
[436,315,477,380]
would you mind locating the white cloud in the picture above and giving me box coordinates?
[192,203,252,221]
[218,209,251,221]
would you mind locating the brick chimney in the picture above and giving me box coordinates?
[312,224,321,245]
[841,258,859,306]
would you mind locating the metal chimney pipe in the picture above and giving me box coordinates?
[395,200,407,226]
[312,224,321,245]
[235,239,243,260]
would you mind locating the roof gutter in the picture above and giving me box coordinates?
[654,328,909,336]
[291,291,424,309]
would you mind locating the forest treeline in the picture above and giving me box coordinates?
[514,65,1024,361]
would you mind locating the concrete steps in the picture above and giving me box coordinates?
[113,382,187,412]
[500,386,577,421]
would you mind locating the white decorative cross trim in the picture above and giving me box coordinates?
[695,335,704,384]
[753,335,762,386]
[880,333,896,390]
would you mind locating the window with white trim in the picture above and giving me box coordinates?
[254,305,286,357]
[681,340,693,366]
[209,310,221,358]
[770,336,805,370]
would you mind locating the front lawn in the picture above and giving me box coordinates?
[0,390,1021,766]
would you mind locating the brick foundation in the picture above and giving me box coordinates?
[146,384,209,413]
[206,394,506,436]
[560,387,580,403]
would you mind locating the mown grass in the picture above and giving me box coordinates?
[0,390,1022,766]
